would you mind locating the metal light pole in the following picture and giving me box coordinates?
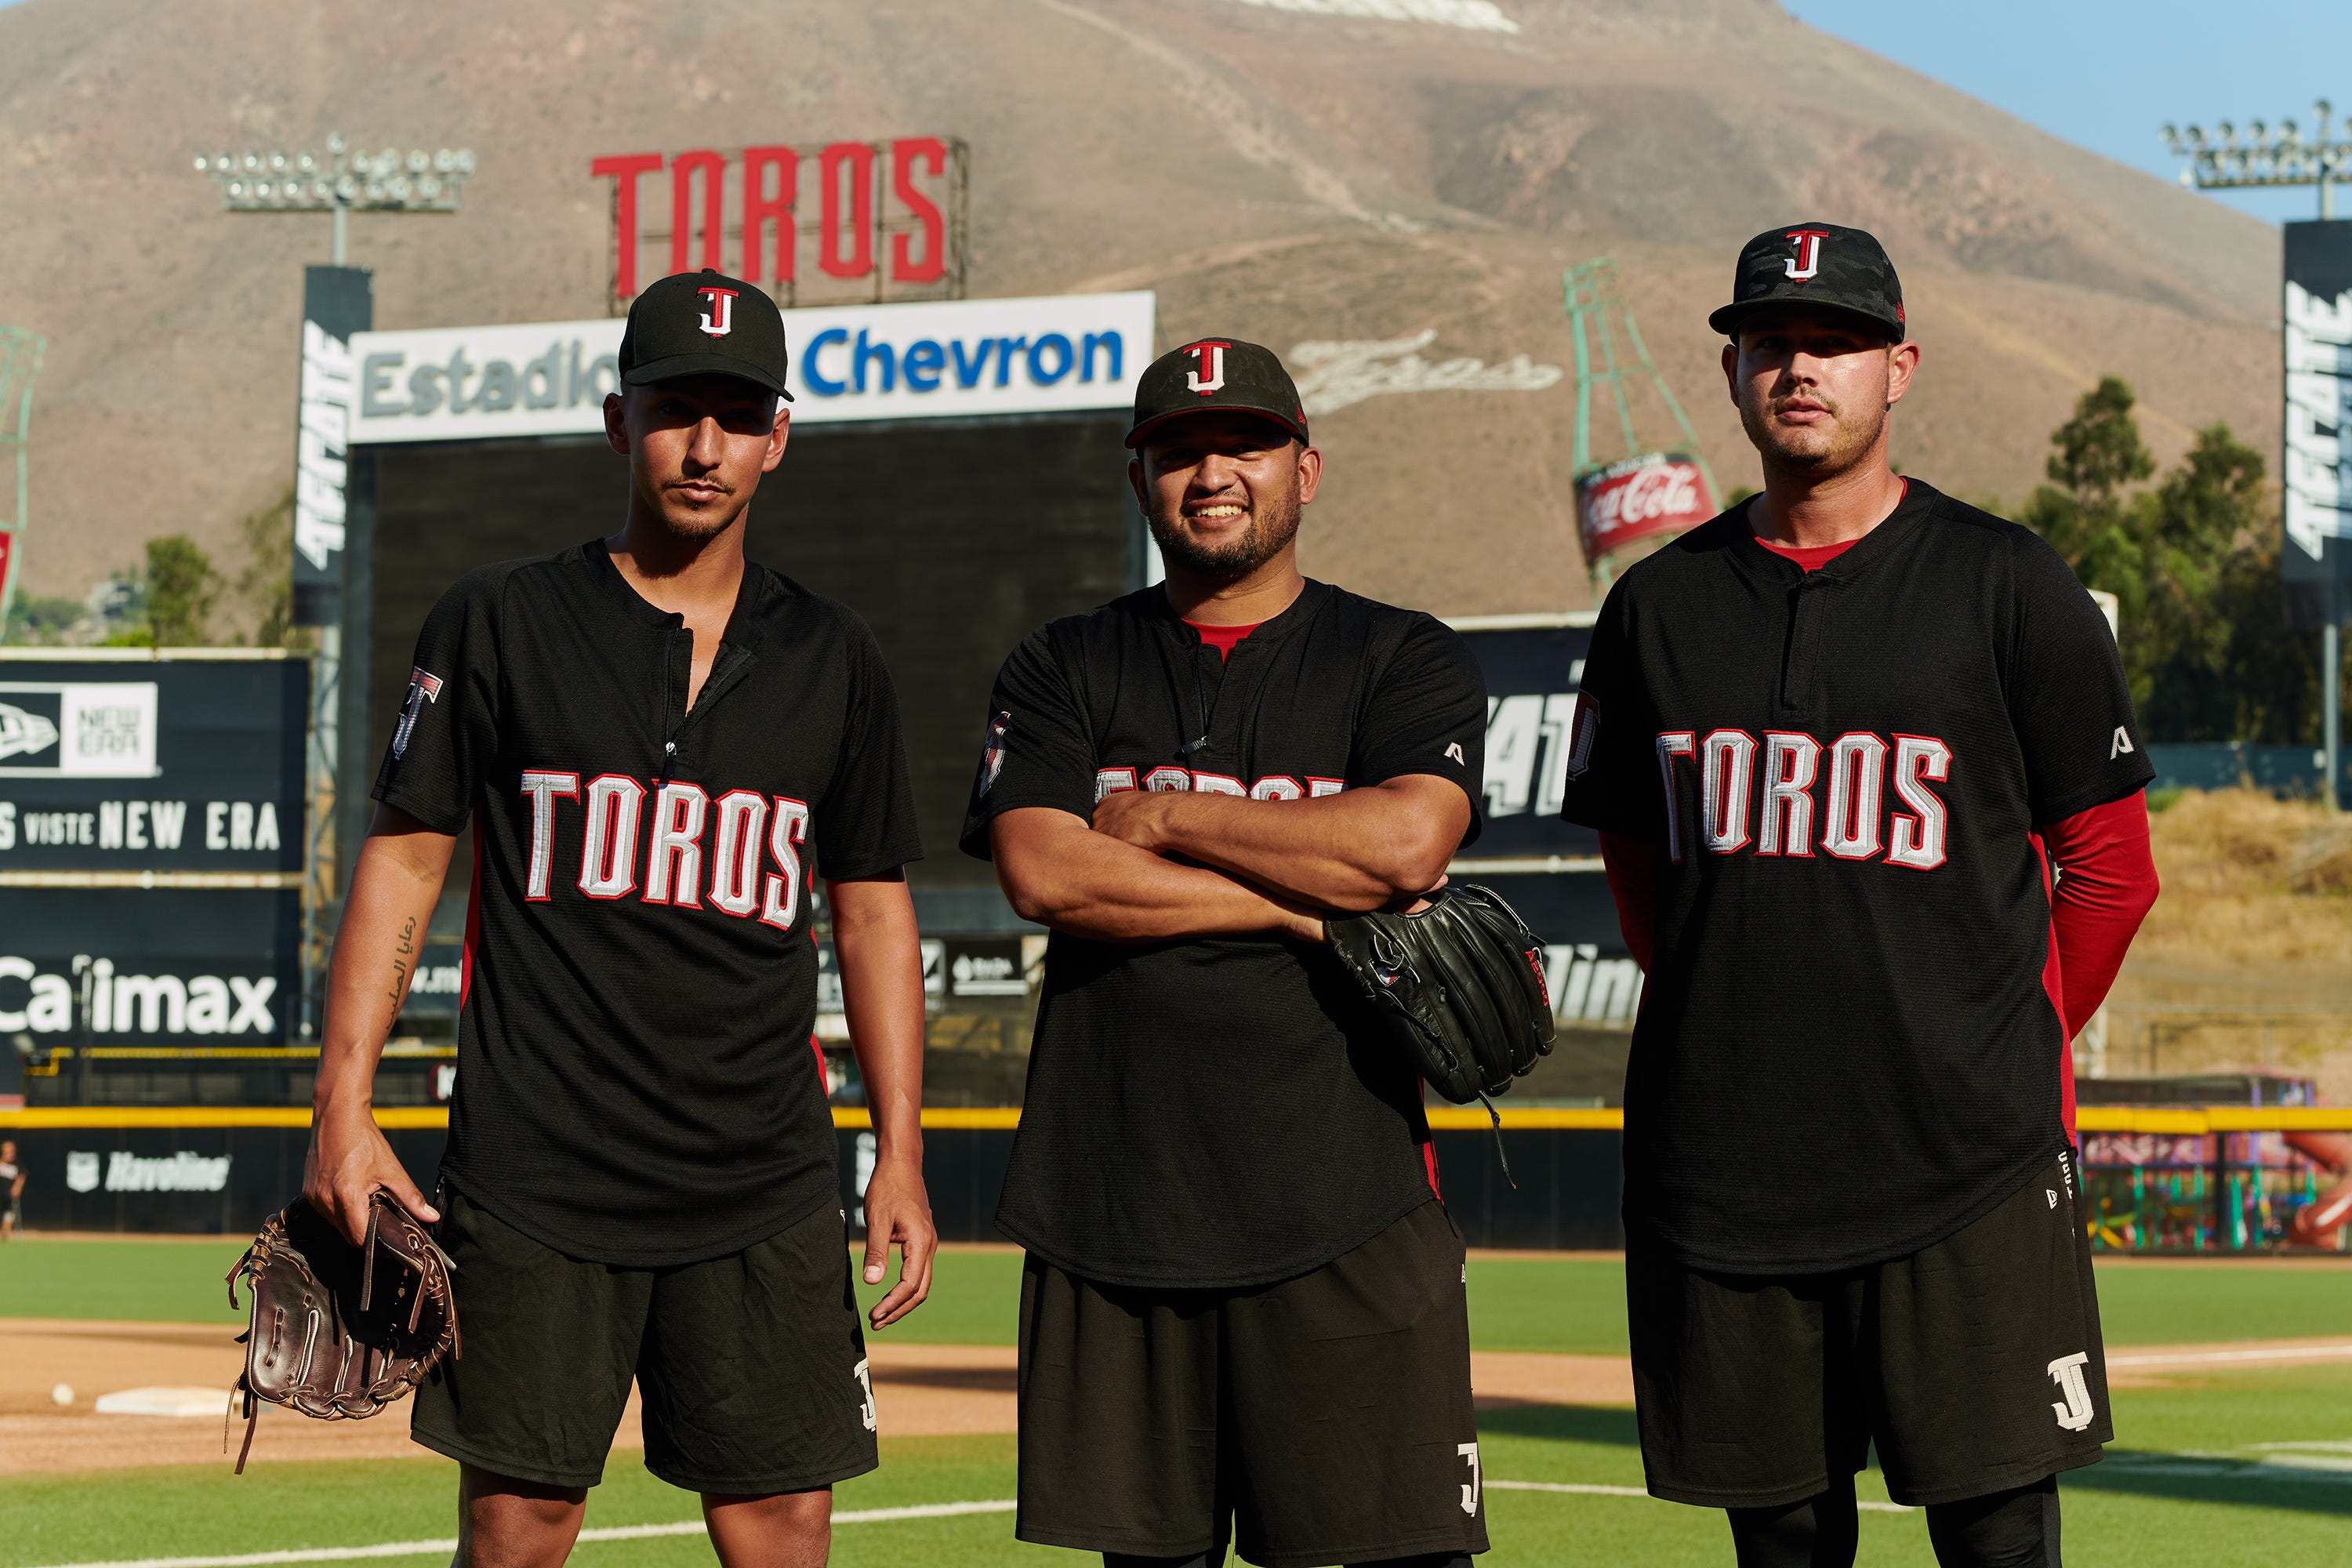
[0,328,42,634]
[194,135,477,1033]
[2164,103,2349,810]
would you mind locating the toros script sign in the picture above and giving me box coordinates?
[595,138,967,307]
[1575,452,1714,563]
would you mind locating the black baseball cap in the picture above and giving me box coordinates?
[1126,338,1308,449]
[619,267,794,401]
[1708,223,1906,343]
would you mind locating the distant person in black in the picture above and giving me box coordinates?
[301,270,935,1567]
[1559,225,2159,1568]
[964,339,1492,1568]
[1,1139,20,1240]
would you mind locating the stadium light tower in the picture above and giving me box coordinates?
[2164,103,2350,811]
[195,135,475,265]
[193,133,477,1036]
[0,328,42,635]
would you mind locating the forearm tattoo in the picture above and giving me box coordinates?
[387,916,418,1008]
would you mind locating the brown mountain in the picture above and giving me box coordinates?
[0,0,2279,619]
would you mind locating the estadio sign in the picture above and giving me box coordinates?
[1575,451,1714,563]
[348,292,1155,445]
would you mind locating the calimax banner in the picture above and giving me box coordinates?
[349,291,1156,445]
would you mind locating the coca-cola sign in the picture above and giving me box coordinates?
[1576,452,1715,561]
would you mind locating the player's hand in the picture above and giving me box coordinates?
[302,1097,438,1247]
[1088,788,1170,852]
[861,1152,936,1330]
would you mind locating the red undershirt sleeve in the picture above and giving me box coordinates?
[2039,790,2159,1040]
[1599,830,1664,975]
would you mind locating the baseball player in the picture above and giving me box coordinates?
[1,1139,21,1240]
[964,339,1492,1568]
[302,269,935,1566]
[1559,223,2159,1567]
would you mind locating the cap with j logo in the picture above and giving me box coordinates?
[1126,337,1308,448]
[619,267,795,401]
[1708,222,1905,343]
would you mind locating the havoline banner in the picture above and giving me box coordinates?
[2282,221,2352,628]
[292,266,372,626]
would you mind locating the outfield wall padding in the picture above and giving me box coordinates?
[5,1125,1626,1250]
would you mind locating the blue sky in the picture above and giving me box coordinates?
[1781,0,2352,227]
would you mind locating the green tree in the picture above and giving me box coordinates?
[1,593,82,645]
[230,487,302,648]
[111,533,221,647]
[2024,377,2339,746]
[2023,376,2159,637]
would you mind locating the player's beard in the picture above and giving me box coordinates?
[1148,487,1303,579]
[641,473,749,543]
[1738,383,1887,479]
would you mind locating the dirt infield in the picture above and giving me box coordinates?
[0,1318,1642,1475]
[16,1316,2335,1475]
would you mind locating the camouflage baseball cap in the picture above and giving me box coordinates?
[1708,223,1906,343]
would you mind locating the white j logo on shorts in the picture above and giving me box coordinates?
[2047,1352,2095,1432]
[1457,1441,1482,1515]
[853,1356,877,1432]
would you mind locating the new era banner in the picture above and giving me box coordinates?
[2283,221,2352,628]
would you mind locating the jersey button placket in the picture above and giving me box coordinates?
[1778,575,1836,720]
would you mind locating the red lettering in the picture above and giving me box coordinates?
[592,153,666,299]
[742,146,798,284]
[819,142,876,279]
[891,136,948,285]
[669,149,727,278]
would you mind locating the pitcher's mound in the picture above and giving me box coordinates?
[93,1386,233,1418]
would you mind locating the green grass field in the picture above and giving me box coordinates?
[4,1239,2343,1350]
[1,1240,2347,1566]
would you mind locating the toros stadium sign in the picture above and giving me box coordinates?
[593,137,967,307]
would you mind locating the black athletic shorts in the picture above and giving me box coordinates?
[1016,1197,1488,1568]
[1628,1149,2109,1509]
[411,1185,878,1494]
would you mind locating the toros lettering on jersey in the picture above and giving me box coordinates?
[1094,768,1346,803]
[517,771,812,925]
[1656,728,1952,869]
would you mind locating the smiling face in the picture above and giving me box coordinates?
[1722,307,1918,481]
[603,374,788,541]
[1128,412,1321,580]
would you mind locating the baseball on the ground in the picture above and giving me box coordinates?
[50,1385,73,1407]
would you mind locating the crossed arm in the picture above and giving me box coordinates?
[989,774,1469,942]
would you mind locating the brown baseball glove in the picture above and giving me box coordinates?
[223,1190,459,1472]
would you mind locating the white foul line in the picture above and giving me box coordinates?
[15,1501,1019,1568]
[1488,1480,1915,1513]
[2108,1344,2352,1368]
[20,1483,1943,1568]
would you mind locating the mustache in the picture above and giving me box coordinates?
[1769,388,1839,416]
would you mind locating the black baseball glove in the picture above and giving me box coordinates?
[1325,882,1558,1109]
[223,1191,459,1473]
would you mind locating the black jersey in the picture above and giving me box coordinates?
[374,539,921,1267]
[960,581,1487,1290]
[1558,482,2152,1275]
